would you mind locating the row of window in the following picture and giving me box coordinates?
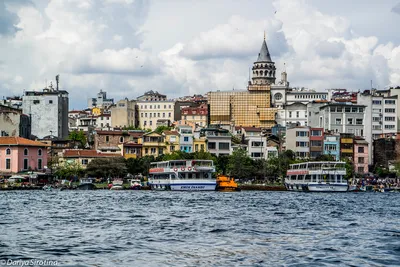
[293,94,327,99]
[183,115,204,120]
[324,145,364,153]
[335,118,363,125]
[140,104,172,109]
[208,142,230,150]
[288,111,305,118]
[373,100,396,105]
[330,106,364,113]
[4,158,43,170]
[141,112,172,118]
[2,148,43,156]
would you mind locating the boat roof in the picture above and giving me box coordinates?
[290,161,345,165]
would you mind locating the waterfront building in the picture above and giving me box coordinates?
[276,102,308,127]
[308,103,366,136]
[22,85,69,139]
[137,99,176,131]
[208,37,278,128]
[0,137,48,174]
[59,149,119,168]
[94,130,145,155]
[285,126,310,159]
[163,131,180,154]
[88,90,114,109]
[340,133,355,161]
[323,134,340,161]
[181,104,208,127]
[201,127,231,156]
[354,138,369,174]
[309,128,324,159]
[0,104,31,139]
[193,131,207,152]
[177,125,193,153]
[141,131,165,157]
[110,98,137,129]
[122,141,142,159]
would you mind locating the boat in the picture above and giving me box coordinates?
[148,160,216,191]
[110,179,124,190]
[285,161,348,192]
[42,184,53,191]
[216,174,241,192]
[130,178,142,190]
[77,178,96,190]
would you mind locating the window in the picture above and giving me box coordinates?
[154,113,156,117]
[163,113,165,118]
[373,117,381,122]
[372,100,382,105]
[324,144,337,151]
[145,148,148,154]
[335,118,342,125]
[358,147,364,153]
[33,100,40,104]
[150,113,152,118]
[149,121,152,126]
[23,158,28,170]
[358,157,364,164]
[345,107,351,113]
[184,137,189,142]
[6,148,10,155]
[201,144,204,151]
[351,107,357,113]
[311,140,322,147]
[145,113,147,117]
[296,131,309,137]
[208,142,216,149]
[296,111,299,118]
[169,105,171,108]
[219,143,230,150]
[195,144,199,151]
[373,125,381,130]
[119,137,124,143]
[358,167,364,173]
[385,117,395,121]
[274,93,282,100]
[49,100,53,104]
[81,159,89,165]
[347,118,353,125]
[330,107,336,112]
[311,130,321,136]
[170,145,175,151]
[150,105,152,109]
[158,113,160,117]
[38,159,42,169]
[6,159,11,169]
[296,141,309,147]
[289,111,292,118]
[168,113,171,117]
[105,136,110,142]
[38,149,42,156]
[337,107,342,112]
[159,148,163,155]
[385,108,395,113]
[385,100,395,105]
[359,108,364,113]
[356,119,363,125]
[150,148,156,154]
[144,121,147,126]
[385,125,395,129]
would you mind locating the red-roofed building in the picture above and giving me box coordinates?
[0,137,48,174]
[60,149,121,168]
[181,104,208,127]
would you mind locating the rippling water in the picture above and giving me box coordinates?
[0,191,399,267]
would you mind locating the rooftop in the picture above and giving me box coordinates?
[63,150,120,158]
[0,137,48,147]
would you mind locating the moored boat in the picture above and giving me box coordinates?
[110,179,124,190]
[216,174,241,192]
[285,161,348,192]
[130,178,142,190]
[148,159,216,191]
[77,178,96,190]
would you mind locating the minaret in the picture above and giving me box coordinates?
[251,33,276,85]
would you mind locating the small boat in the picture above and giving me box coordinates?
[130,179,142,190]
[42,184,53,191]
[216,174,241,192]
[77,178,96,190]
[110,179,124,190]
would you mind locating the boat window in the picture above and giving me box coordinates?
[298,175,304,181]
[305,175,311,181]
[312,175,317,182]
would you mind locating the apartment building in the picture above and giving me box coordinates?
[309,128,324,158]
[354,138,369,174]
[111,98,137,128]
[177,125,193,153]
[323,134,340,161]
[286,126,310,159]
[181,104,208,127]
[137,100,176,130]
[201,128,231,156]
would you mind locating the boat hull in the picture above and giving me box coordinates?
[149,179,216,191]
[285,182,348,192]
[77,183,96,190]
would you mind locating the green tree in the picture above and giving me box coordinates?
[155,125,173,134]
[55,161,85,180]
[215,154,229,175]
[227,149,253,180]
[86,157,127,178]
[341,157,354,180]
[69,130,87,148]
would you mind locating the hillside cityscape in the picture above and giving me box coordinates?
[1,37,400,180]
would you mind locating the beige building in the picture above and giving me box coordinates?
[110,98,137,128]
[137,100,176,130]
[181,104,208,127]
[208,37,277,128]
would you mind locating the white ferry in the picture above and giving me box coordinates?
[148,160,216,191]
[285,161,348,192]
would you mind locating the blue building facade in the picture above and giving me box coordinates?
[178,125,193,153]
[323,134,340,161]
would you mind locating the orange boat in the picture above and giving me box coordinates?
[216,175,241,192]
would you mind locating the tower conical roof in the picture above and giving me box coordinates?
[257,39,272,62]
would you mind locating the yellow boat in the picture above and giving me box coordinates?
[216,175,241,192]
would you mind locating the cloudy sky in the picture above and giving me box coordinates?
[1,0,400,109]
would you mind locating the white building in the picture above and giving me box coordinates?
[275,102,308,127]
[137,100,176,131]
[22,87,69,139]
[88,90,114,109]
[285,126,310,159]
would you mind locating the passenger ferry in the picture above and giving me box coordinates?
[285,161,348,192]
[148,160,216,191]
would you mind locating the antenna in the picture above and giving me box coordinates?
[284,62,286,72]
[56,75,59,91]
[371,80,372,90]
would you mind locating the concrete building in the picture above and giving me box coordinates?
[286,126,310,159]
[142,132,165,157]
[201,127,231,156]
[208,38,277,128]
[323,134,340,161]
[163,131,180,154]
[110,98,137,128]
[177,125,193,153]
[308,103,366,137]
[181,104,208,127]
[137,100,176,131]
[354,138,369,174]
[88,90,114,109]
[340,133,354,161]
[276,102,308,127]
[0,105,31,139]
[137,90,166,101]
[22,86,69,139]
[285,89,329,105]
[310,127,324,159]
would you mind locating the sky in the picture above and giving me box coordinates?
[1,0,400,109]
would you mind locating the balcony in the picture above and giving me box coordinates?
[310,146,322,152]
[341,148,353,153]
[341,138,353,144]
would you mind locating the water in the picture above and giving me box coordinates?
[0,191,399,267]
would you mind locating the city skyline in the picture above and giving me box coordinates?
[1,0,400,109]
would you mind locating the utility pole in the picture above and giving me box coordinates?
[49,130,54,180]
